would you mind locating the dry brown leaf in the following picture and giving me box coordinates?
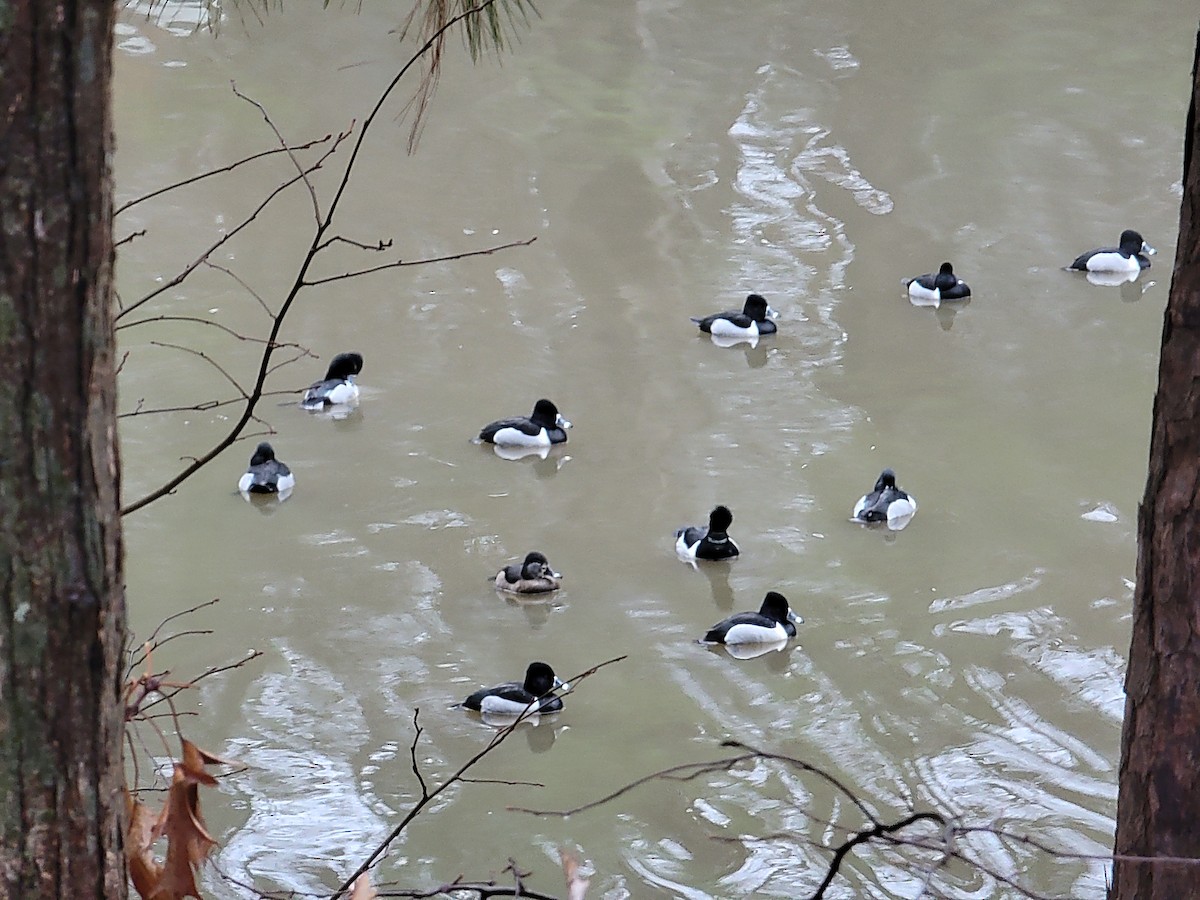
[191,742,239,768]
[349,873,378,899]
[125,789,164,898]
[560,848,590,900]
[179,738,219,787]
[147,757,218,899]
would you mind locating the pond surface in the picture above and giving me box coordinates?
[114,1,1192,897]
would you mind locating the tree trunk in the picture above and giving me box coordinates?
[0,2,127,898]
[1110,24,1200,900]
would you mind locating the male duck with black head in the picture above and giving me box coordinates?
[904,262,971,306]
[675,505,740,561]
[700,591,801,645]
[301,352,363,410]
[459,661,568,716]
[852,468,917,531]
[237,442,295,500]
[691,293,780,341]
[478,399,571,449]
[1068,229,1156,275]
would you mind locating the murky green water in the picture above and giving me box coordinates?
[115,2,1191,896]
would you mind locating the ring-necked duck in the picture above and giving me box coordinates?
[675,506,740,561]
[904,262,971,302]
[301,352,363,410]
[1068,230,1156,273]
[852,468,917,530]
[460,661,567,716]
[691,294,780,339]
[237,442,295,495]
[478,399,571,448]
[494,551,562,594]
[701,591,801,645]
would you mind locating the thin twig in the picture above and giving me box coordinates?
[115,148,337,324]
[410,709,429,801]
[232,81,323,224]
[203,259,281,318]
[314,234,395,253]
[117,314,300,345]
[149,341,251,399]
[138,650,265,715]
[114,136,332,216]
[304,236,537,286]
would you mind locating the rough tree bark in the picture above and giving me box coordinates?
[1110,24,1200,900]
[0,2,127,898]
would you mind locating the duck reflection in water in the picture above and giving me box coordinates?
[702,563,735,611]
[489,442,571,476]
[502,592,561,630]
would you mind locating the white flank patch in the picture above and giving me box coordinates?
[480,695,540,716]
[886,497,916,530]
[1086,251,1138,273]
[492,426,550,448]
[675,532,698,558]
[722,621,787,644]
[325,382,359,405]
[907,280,940,302]
[707,318,759,339]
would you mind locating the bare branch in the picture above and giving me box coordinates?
[303,236,537,286]
[115,229,146,248]
[409,709,429,801]
[148,341,251,400]
[118,391,296,420]
[315,234,395,253]
[810,811,944,899]
[114,135,333,216]
[202,259,278,317]
[458,777,544,788]
[138,649,265,715]
[134,598,221,660]
[114,143,340,325]
[117,315,300,347]
[232,81,323,224]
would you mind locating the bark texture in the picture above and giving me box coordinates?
[0,2,127,898]
[1110,25,1200,900]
